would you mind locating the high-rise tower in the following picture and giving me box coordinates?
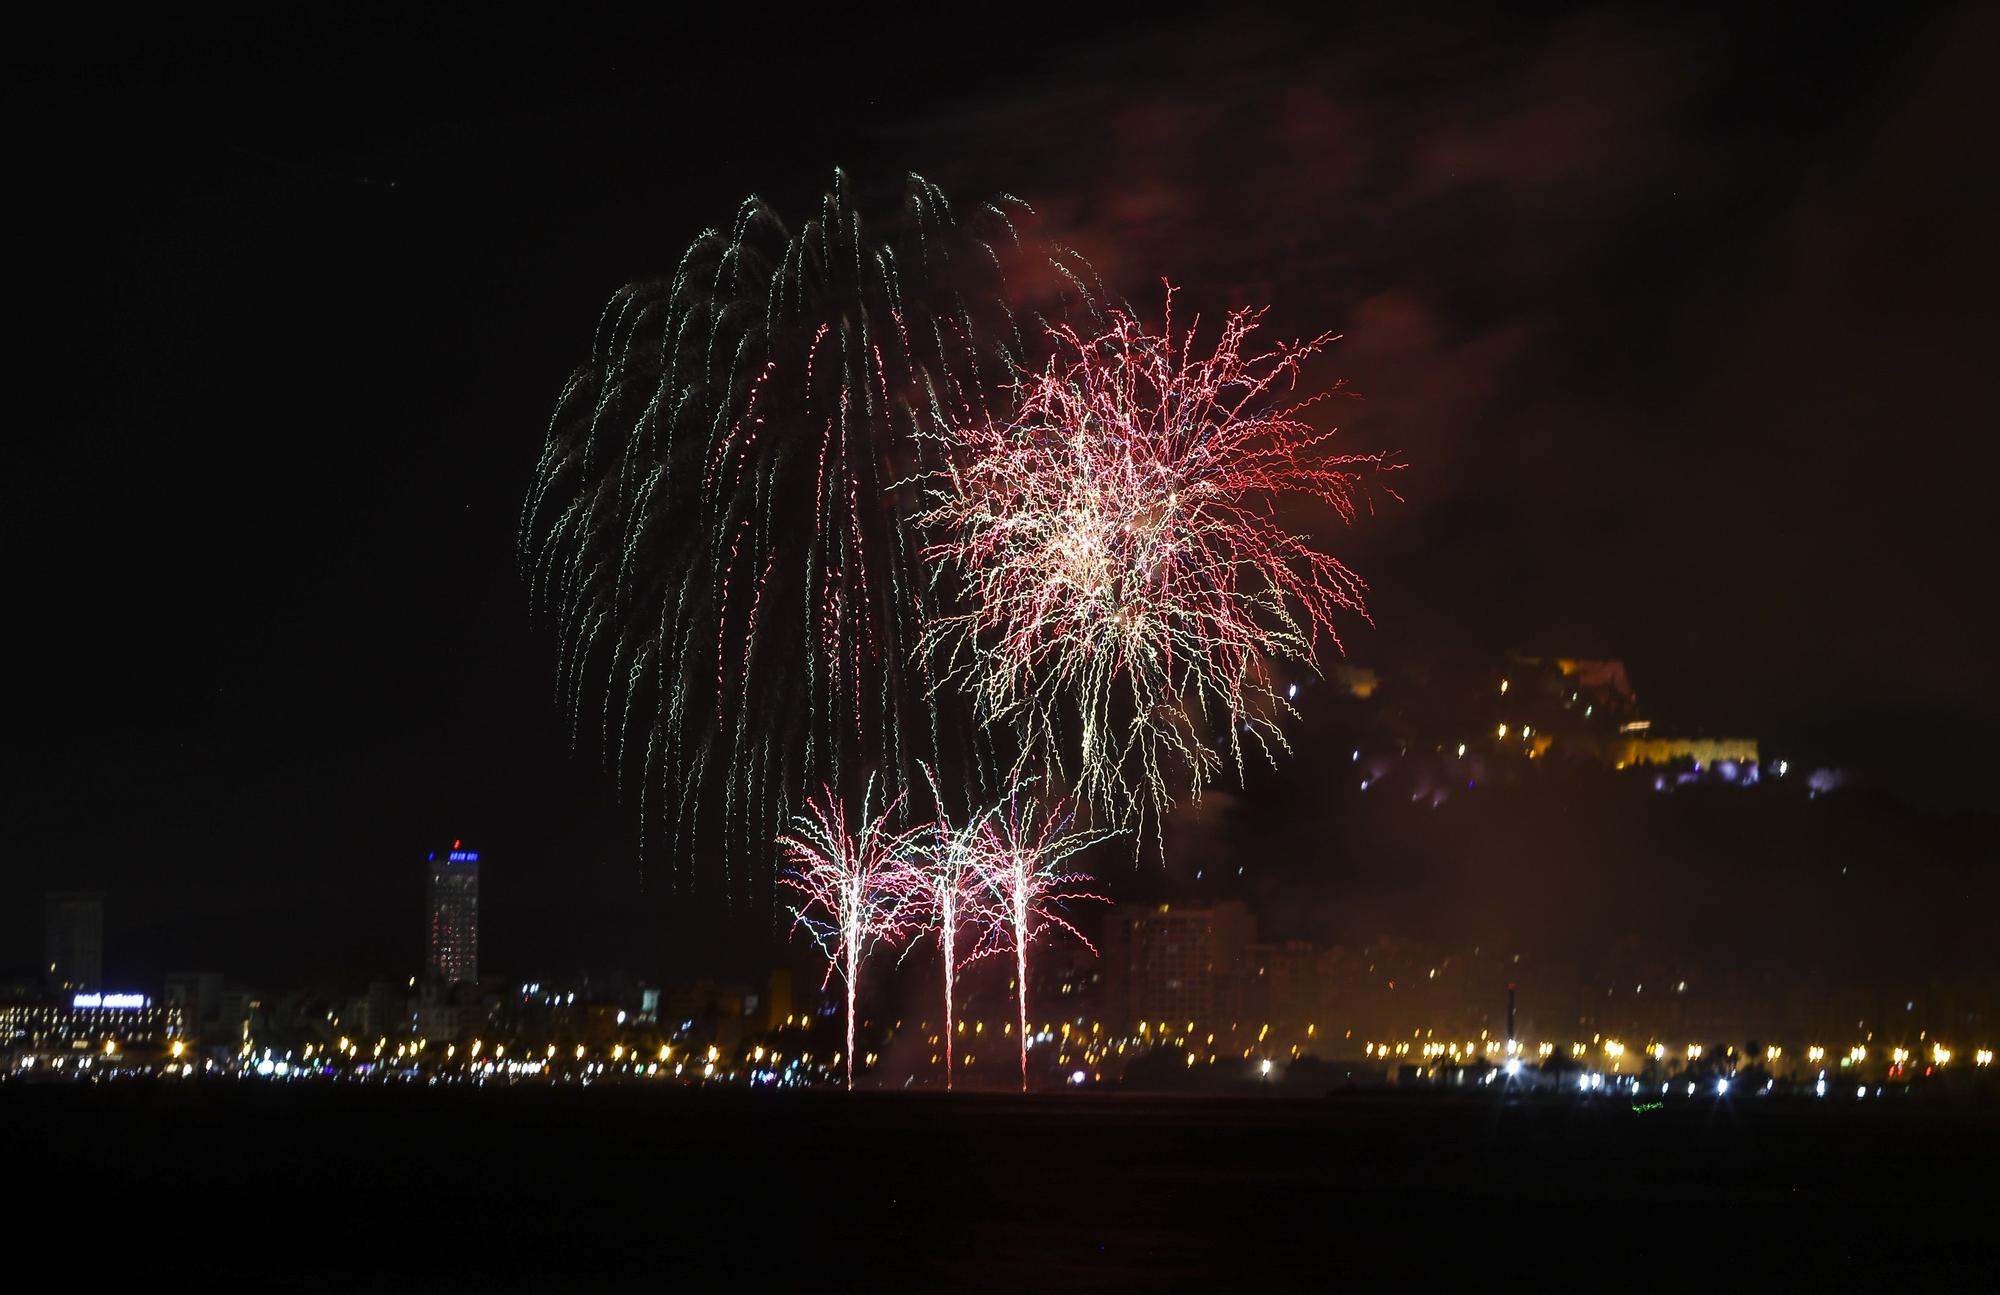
[426,843,479,984]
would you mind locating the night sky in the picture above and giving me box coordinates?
[7,9,1993,988]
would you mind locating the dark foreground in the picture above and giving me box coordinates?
[8,1083,1994,1287]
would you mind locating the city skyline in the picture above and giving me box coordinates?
[4,643,1992,993]
[8,10,1995,1283]
[10,870,1993,1098]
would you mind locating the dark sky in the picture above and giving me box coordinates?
[6,8,1993,988]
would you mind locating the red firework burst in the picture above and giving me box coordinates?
[923,288,1397,836]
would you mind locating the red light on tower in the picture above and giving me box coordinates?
[453,839,461,849]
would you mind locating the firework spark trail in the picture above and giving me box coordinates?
[777,779,927,1090]
[922,288,1398,845]
[878,770,1000,1090]
[521,173,1099,903]
[962,789,1115,1090]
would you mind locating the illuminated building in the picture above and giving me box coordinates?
[1102,901,1255,1030]
[44,891,103,991]
[427,842,480,984]
[1611,735,1759,769]
[2,994,183,1067]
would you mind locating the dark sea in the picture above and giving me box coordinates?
[8,1082,1992,1287]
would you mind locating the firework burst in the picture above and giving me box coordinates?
[777,778,927,1089]
[881,770,996,1090]
[964,789,1114,1089]
[521,173,1098,901]
[922,290,1394,841]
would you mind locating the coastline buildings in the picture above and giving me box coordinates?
[1,994,184,1071]
[1094,903,1988,1072]
[1101,901,1256,1029]
[427,843,480,985]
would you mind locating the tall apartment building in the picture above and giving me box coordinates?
[427,843,480,984]
[1100,900,1256,1030]
[44,892,104,991]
